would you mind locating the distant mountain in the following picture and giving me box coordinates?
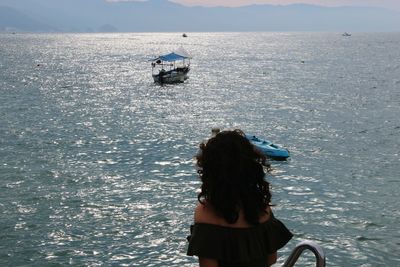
[1,0,400,32]
[0,6,55,32]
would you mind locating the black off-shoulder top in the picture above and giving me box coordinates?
[187,213,293,267]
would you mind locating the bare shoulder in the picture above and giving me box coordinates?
[194,202,273,226]
[259,206,273,224]
[194,202,222,225]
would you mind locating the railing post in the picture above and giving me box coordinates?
[281,240,326,267]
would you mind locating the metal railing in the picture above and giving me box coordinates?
[282,240,326,267]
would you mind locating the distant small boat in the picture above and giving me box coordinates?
[342,32,351,37]
[150,47,192,84]
[182,33,188,37]
[246,134,290,160]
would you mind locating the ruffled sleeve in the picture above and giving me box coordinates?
[187,213,293,263]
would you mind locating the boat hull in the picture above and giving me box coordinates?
[153,67,190,84]
[246,134,290,160]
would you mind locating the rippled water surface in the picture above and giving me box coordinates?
[1,32,399,266]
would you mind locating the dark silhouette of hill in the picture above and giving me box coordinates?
[1,0,399,32]
[0,6,55,32]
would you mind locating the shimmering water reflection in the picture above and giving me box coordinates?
[0,32,399,266]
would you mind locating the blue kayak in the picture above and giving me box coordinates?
[245,134,290,160]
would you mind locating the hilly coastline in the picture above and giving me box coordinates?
[1,0,400,32]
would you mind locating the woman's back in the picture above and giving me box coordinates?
[188,202,292,267]
[187,130,292,266]
[194,202,272,228]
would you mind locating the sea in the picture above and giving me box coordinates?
[0,32,399,266]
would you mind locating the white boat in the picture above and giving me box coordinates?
[342,32,351,37]
[150,48,192,84]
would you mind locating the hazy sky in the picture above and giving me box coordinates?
[169,0,400,11]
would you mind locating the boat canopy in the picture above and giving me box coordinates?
[153,52,188,62]
[150,47,192,62]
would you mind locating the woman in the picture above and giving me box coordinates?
[187,130,293,267]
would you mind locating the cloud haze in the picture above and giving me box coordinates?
[1,0,400,32]
[172,0,400,10]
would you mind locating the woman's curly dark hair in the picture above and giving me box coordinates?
[196,129,272,225]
